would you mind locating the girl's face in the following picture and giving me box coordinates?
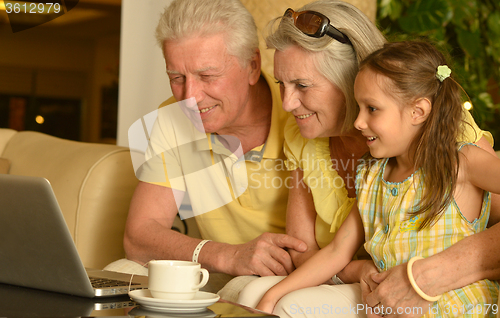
[354,68,421,160]
[274,45,346,139]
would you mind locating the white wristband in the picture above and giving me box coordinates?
[332,274,344,285]
[192,240,211,263]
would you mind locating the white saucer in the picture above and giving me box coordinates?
[129,306,216,317]
[129,289,220,313]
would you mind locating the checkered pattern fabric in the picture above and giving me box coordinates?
[356,157,498,317]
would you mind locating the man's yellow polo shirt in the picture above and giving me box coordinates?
[138,72,291,244]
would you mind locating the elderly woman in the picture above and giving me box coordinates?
[237,0,500,317]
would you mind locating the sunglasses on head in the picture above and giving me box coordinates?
[283,8,351,45]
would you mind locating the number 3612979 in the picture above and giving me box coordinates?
[5,2,61,14]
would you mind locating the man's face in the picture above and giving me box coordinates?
[163,33,257,135]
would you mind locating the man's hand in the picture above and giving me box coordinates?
[226,232,307,277]
[364,263,431,318]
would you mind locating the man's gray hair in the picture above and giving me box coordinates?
[156,0,259,66]
[266,0,387,133]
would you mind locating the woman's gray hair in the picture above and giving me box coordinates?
[266,0,386,132]
[155,0,259,66]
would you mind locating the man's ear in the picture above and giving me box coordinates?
[248,48,262,85]
[411,98,431,125]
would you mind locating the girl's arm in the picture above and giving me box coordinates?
[286,169,321,268]
[256,204,365,313]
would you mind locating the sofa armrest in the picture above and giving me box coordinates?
[1,130,138,269]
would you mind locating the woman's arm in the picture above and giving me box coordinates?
[365,226,500,318]
[462,144,500,194]
[286,169,321,268]
[475,137,500,226]
[256,204,365,313]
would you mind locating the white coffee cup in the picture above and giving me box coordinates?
[148,260,209,300]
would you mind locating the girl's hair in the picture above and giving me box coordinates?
[360,41,466,229]
[265,0,386,133]
[155,0,259,67]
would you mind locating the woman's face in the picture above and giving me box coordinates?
[274,45,346,139]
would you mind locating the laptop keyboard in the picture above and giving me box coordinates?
[90,277,140,288]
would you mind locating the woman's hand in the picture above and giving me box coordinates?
[364,263,432,317]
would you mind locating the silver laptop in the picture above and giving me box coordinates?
[0,174,148,298]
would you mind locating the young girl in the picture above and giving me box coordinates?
[255,41,500,317]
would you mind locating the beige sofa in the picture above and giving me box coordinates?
[0,128,139,269]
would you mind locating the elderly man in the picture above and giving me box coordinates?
[119,0,306,297]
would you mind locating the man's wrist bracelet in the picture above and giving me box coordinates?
[407,256,442,302]
[192,239,211,263]
[332,274,344,285]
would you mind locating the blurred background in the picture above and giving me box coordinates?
[1,0,121,143]
[1,0,499,148]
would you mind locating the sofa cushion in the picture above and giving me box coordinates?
[0,128,17,155]
[0,158,10,174]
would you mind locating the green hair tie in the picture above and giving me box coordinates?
[436,65,451,82]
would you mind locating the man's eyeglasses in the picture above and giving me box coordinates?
[283,8,351,45]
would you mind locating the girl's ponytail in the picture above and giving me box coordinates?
[414,66,463,228]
